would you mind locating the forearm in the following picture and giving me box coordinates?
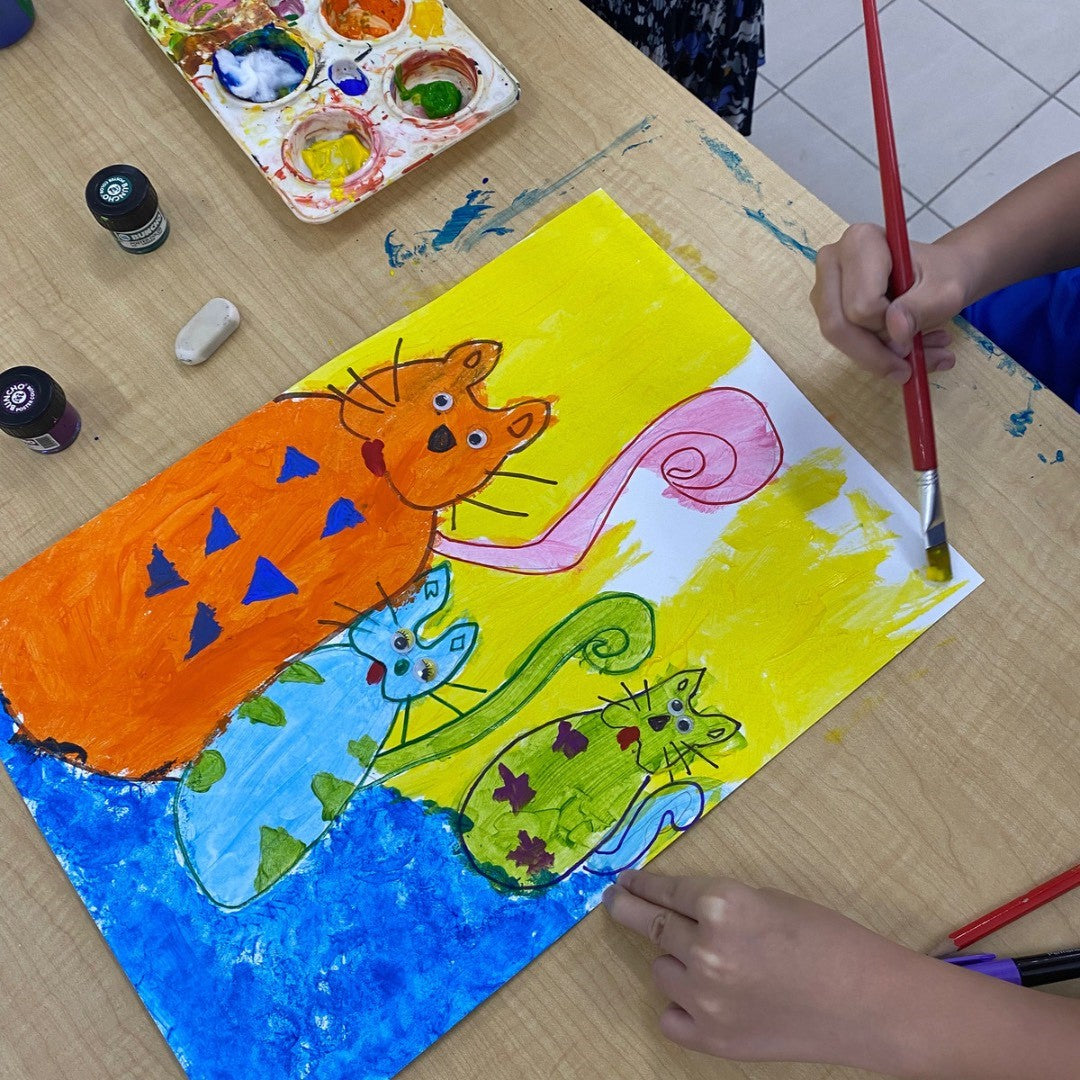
[938,152,1080,304]
[870,951,1080,1080]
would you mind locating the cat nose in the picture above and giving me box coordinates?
[427,424,457,453]
[647,714,670,732]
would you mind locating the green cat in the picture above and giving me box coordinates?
[458,669,746,890]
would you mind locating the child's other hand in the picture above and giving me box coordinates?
[603,869,934,1073]
[810,223,972,383]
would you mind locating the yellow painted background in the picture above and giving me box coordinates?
[292,193,961,823]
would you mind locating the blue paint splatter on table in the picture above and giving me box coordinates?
[742,208,817,262]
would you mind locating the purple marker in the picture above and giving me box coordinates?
[943,947,1080,988]
[0,366,82,454]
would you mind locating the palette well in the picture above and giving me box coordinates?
[127,0,519,222]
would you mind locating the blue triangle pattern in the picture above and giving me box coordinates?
[184,602,222,660]
[204,507,241,555]
[277,446,320,483]
[242,556,300,605]
[320,497,366,538]
[145,544,189,598]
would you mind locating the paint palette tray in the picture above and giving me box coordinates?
[126,0,520,222]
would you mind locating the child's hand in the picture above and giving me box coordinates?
[603,869,937,1073]
[810,223,973,383]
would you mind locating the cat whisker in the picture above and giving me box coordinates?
[374,581,400,626]
[642,678,652,710]
[462,497,528,519]
[327,383,383,415]
[486,469,559,486]
[450,503,457,533]
[334,601,363,615]
[669,742,694,776]
[682,741,720,769]
[317,619,351,629]
[446,681,487,695]
[347,367,395,409]
[619,681,642,711]
[429,692,463,717]
[598,694,632,711]
[391,337,402,404]
[661,746,676,784]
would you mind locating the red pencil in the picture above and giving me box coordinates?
[932,863,1080,956]
[860,2,952,583]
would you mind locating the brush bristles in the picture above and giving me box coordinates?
[926,542,953,583]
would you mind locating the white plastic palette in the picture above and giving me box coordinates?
[126,0,520,222]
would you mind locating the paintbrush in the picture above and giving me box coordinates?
[861,1,952,582]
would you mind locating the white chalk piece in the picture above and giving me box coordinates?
[175,298,240,365]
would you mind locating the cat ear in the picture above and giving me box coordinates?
[503,399,552,452]
[445,340,502,387]
[674,669,706,698]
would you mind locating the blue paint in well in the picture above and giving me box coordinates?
[0,730,601,1080]
[241,557,299,605]
[321,498,365,538]
[205,508,241,556]
[146,545,189,598]
[277,446,320,483]
[185,602,223,661]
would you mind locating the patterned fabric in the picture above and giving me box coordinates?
[580,0,765,135]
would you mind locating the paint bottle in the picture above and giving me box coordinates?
[0,366,82,454]
[85,165,171,254]
[0,0,35,48]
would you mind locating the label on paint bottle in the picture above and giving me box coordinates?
[114,208,169,252]
[24,432,60,452]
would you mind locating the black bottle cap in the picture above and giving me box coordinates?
[0,366,68,439]
[86,165,159,232]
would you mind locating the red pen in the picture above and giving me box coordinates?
[933,862,1080,956]
[861,1,952,583]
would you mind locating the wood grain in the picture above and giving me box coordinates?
[1,1,1078,1078]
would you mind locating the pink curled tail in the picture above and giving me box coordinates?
[433,387,783,574]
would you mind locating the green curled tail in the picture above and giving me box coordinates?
[369,592,655,785]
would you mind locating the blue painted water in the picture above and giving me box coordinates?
[1,732,602,1079]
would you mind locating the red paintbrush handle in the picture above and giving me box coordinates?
[950,863,1080,951]
[862,0,937,472]
[903,335,937,471]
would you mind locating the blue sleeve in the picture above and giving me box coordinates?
[962,268,1080,412]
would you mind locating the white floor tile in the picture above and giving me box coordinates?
[756,75,779,108]
[762,0,891,89]
[906,207,952,243]
[1058,74,1080,115]
[784,0,1046,202]
[748,93,919,224]
[926,0,1080,93]
[930,99,1080,226]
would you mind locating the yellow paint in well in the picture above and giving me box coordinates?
[301,133,370,200]
[409,0,444,37]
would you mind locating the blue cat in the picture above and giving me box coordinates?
[173,564,477,909]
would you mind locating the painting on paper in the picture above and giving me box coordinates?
[0,191,980,1079]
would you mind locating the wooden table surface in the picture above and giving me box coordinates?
[1,2,1078,1078]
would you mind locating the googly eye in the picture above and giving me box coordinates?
[668,698,685,714]
[415,658,438,682]
[391,630,414,653]
[433,392,454,413]
[466,429,488,449]
[675,717,694,734]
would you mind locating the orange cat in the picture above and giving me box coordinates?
[0,340,551,779]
